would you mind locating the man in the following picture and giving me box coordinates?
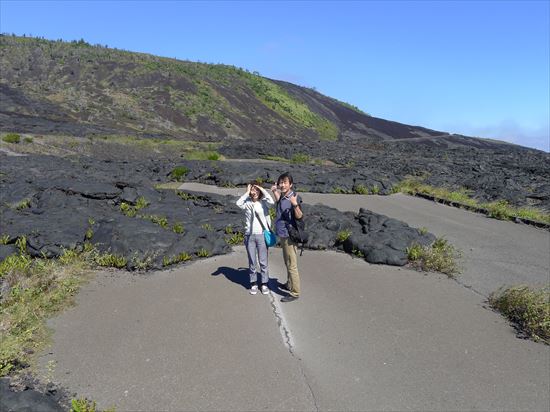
[271,172,303,303]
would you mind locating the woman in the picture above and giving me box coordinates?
[236,182,275,295]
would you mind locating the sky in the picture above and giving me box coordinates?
[1,0,549,151]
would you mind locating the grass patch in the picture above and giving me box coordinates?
[336,229,352,243]
[227,232,244,245]
[170,166,190,182]
[184,150,222,161]
[0,248,91,376]
[2,133,21,143]
[201,223,213,231]
[489,285,549,343]
[394,178,550,224]
[407,237,461,277]
[162,252,192,267]
[291,153,310,164]
[353,184,369,195]
[176,191,200,201]
[196,248,210,257]
[244,74,339,140]
[9,199,31,210]
[120,196,149,217]
[172,222,184,234]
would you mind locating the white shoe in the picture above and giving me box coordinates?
[260,285,269,295]
[249,285,258,295]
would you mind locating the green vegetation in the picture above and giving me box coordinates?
[291,153,311,164]
[12,199,31,210]
[336,229,352,243]
[201,223,213,231]
[184,150,222,161]
[226,232,244,245]
[1,247,88,376]
[170,166,190,181]
[94,252,127,268]
[1,36,344,144]
[145,214,169,228]
[23,137,33,143]
[0,234,10,245]
[244,73,339,140]
[172,222,184,234]
[489,286,549,344]
[176,191,200,201]
[394,178,550,224]
[352,249,365,258]
[120,196,149,217]
[353,184,369,195]
[332,187,351,194]
[406,237,461,277]
[71,397,115,412]
[2,133,21,143]
[196,248,210,257]
[163,252,192,267]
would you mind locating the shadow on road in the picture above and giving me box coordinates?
[211,266,249,289]
[211,266,287,296]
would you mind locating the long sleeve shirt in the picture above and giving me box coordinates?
[236,188,275,235]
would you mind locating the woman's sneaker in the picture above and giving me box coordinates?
[249,285,258,295]
[260,284,269,295]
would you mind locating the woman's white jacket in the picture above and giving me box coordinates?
[236,188,274,235]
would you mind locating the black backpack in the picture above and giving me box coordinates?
[278,196,308,255]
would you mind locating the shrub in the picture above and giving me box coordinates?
[371,185,380,195]
[353,185,369,195]
[23,137,33,143]
[196,248,210,257]
[489,286,549,343]
[163,252,192,267]
[227,232,244,245]
[147,215,168,228]
[407,238,461,277]
[485,200,511,220]
[172,222,184,234]
[336,229,352,243]
[201,223,213,231]
[3,133,20,143]
[94,253,127,268]
[12,199,30,210]
[170,166,189,181]
[291,153,310,164]
[185,150,221,161]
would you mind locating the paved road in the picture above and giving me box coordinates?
[37,185,550,411]
[179,183,550,297]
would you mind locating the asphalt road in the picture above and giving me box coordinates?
[37,185,550,411]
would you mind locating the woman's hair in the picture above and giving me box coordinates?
[249,180,264,199]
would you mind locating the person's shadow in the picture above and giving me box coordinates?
[211,266,287,296]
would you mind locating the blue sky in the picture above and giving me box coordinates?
[1,0,548,151]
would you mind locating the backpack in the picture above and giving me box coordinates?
[288,215,308,255]
[278,195,308,255]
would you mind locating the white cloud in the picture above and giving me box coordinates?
[443,120,549,152]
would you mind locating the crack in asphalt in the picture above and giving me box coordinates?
[268,290,320,411]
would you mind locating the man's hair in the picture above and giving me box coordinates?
[249,180,264,199]
[277,172,293,186]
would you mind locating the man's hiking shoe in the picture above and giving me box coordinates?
[260,285,269,295]
[249,285,258,295]
[281,295,299,303]
[278,282,290,292]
